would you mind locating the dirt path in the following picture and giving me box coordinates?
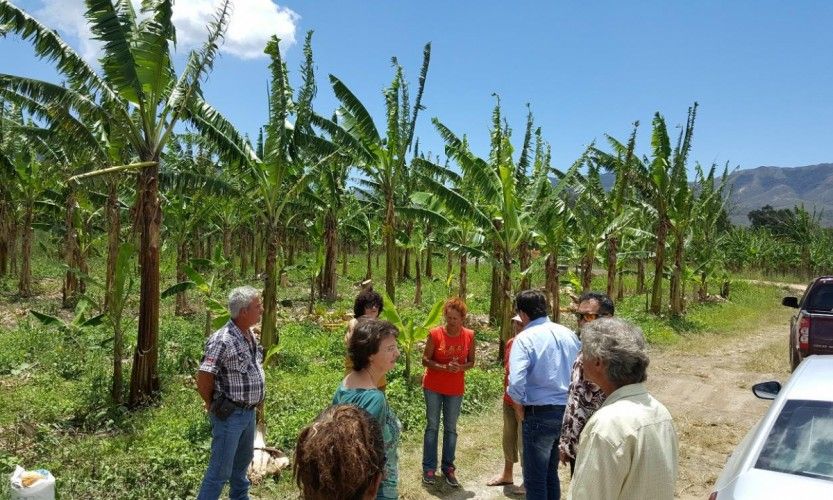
[398,298,797,499]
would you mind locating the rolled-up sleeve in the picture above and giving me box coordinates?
[199,336,226,374]
[507,337,529,405]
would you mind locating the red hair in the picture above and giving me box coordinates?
[443,297,468,318]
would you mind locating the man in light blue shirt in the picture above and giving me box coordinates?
[508,290,580,500]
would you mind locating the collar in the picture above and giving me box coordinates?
[600,382,648,408]
[524,316,551,330]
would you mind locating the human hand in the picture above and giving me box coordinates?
[513,404,524,422]
[447,361,461,373]
[559,450,569,465]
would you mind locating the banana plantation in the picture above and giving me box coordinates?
[0,0,828,406]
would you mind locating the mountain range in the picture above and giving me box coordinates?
[597,163,833,226]
[724,163,833,226]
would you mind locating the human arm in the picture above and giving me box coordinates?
[506,336,529,407]
[196,370,215,411]
[422,334,451,372]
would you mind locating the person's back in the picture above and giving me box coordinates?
[509,317,579,406]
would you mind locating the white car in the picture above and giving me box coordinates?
[710,355,833,499]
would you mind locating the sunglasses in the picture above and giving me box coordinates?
[574,312,600,322]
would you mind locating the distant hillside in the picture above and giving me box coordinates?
[726,163,833,226]
[596,163,833,226]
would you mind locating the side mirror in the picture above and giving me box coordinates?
[782,296,799,308]
[752,381,781,400]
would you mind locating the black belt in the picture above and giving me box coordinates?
[232,400,260,410]
[523,404,562,415]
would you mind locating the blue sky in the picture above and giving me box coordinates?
[3,0,833,174]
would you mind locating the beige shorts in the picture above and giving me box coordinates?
[502,403,523,464]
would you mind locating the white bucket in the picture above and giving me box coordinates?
[9,466,56,500]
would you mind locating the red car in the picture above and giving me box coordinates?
[782,276,833,371]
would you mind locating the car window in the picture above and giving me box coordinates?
[755,399,833,481]
[806,283,833,311]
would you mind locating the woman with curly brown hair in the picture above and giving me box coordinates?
[420,297,476,488]
[294,404,385,500]
[333,318,401,500]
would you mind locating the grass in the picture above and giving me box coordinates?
[0,247,804,499]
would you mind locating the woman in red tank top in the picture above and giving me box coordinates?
[420,297,476,488]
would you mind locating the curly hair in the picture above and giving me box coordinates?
[353,288,384,319]
[443,296,468,318]
[348,318,399,371]
[294,404,385,500]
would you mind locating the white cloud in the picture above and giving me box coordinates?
[31,0,299,62]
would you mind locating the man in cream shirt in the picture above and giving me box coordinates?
[568,317,678,500]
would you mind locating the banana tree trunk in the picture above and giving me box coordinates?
[261,228,280,355]
[650,219,668,315]
[698,272,708,301]
[104,182,120,312]
[321,212,338,301]
[581,249,595,292]
[129,160,162,407]
[446,250,453,278]
[253,226,261,276]
[606,236,619,299]
[365,238,372,280]
[384,197,396,302]
[519,241,531,290]
[489,240,501,326]
[222,224,232,260]
[175,241,190,316]
[617,267,625,302]
[0,198,8,277]
[62,187,82,309]
[458,253,467,299]
[545,253,560,323]
[498,248,512,361]
[342,242,349,276]
[18,201,33,297]
[670,233,685,316]
[240,230,249,278]
[415,250,423,306]
[8,218,17,275]
[425,242,433,278]
[636,258,645,294]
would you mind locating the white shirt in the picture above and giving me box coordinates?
[569,383,678,500]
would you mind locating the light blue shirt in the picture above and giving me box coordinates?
[507,316,580,406]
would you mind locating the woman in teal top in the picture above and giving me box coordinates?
[333,318,401,500]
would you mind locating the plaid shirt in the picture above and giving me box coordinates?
[559,353,606,460]
[199,320,265,406]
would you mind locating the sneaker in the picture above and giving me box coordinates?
[443,468,460,488]
[422,470,436,485]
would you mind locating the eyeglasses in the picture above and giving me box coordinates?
[575,312,599,322]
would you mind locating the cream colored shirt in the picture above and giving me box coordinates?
[569,383,678,500]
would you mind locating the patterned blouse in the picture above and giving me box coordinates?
[558,353,606,460]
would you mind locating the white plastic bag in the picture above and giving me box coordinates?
[9,465,55,500]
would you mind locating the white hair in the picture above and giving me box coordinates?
[228,286,261,319]
[581,317,649,386]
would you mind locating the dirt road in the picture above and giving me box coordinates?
[399,298,796,499]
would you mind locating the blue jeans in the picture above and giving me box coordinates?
[422,388,463,473]
[197,407,256,500]
[521,405,565,500]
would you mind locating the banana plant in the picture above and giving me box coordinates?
[379,292,444,390]
[30,296,105,379]
[162,245,229,336]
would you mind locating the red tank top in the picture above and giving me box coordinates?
[422,326,474,396]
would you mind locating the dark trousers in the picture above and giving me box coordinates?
[521,405,565,500]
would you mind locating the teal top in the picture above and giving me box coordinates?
[332,385,401,500]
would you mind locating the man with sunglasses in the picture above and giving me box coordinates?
[558,292,614,475]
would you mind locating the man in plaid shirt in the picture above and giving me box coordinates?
[196,286,265,500]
